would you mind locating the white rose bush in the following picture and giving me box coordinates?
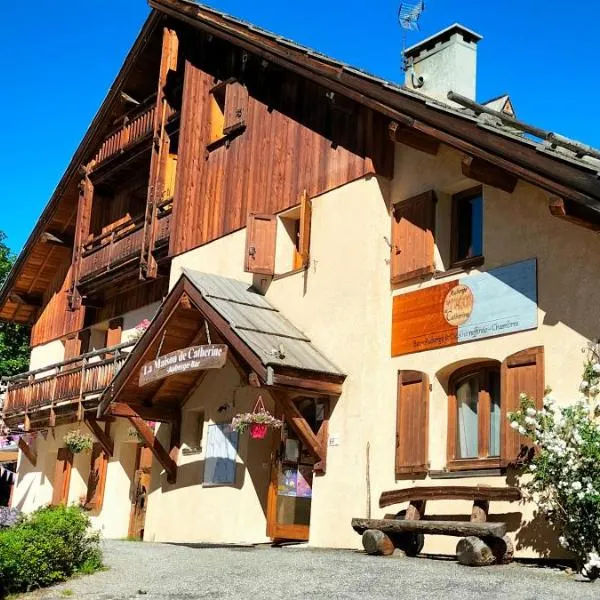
[508,349,600,580]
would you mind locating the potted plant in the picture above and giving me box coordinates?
[63,430,94,454]
[231,396,283,439]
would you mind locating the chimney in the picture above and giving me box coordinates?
[404,24,482,104]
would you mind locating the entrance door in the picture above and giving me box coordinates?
[128,445,153,539]
[267,399,322,541]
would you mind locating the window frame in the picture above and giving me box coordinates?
[447,361,501,471]
[450,186,485,270]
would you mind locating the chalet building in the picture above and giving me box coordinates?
[2,0,600,556]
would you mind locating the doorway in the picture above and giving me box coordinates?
[266,398,325,541]
[128,445,153,539]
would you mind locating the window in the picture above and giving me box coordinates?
[208,80,248,146]
[203,423,238,487]
[447,362,500,469]
[245,192,312,277]
[451,187,484,268]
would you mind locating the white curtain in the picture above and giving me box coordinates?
[457,377,478,458]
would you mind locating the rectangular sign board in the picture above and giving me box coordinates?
[392,259,537,356]
[139,344,228,387]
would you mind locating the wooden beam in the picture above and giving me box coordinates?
[389,121,439,156]
[108,401,179,423]
[85,417,114,457]
[169,411,181,463]
[351,518,506,538]
[8,293,42,307]
[548,196,600,232]
[127,410,177,484]
[41,231,74,247]
[270,390,324,463]
[461,156,518,194]
[18,437,37,466]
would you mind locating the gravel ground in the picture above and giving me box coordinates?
[21,540,598,600]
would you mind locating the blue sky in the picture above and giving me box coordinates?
[2,0,598,253]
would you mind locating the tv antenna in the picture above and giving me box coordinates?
[398,1,425,73]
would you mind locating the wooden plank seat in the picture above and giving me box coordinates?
[352,485,522,566]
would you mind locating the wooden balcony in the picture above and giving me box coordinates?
[92,97,176,169]
[1,342,135,426]
[78,207,172,285]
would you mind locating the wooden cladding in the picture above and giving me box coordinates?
[395,371,429,477]
[52,448,73,506]
[245,214,277,275]
[85,443,109,511]
[501,346,544,466]
[170,58,393,257]
[391,191,436,285]
[298,191,312,268]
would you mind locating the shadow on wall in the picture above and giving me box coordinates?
[13,451,56,511]
[515,509,565,559]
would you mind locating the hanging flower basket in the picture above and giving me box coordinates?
[231,396,282,437]
[63,430,94,454]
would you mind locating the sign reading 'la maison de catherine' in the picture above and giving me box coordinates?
[392,258,538,356]
[139,344,228,387]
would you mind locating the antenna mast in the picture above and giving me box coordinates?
[398,1,425,72]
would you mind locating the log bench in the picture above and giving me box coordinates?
[351,485,522,566]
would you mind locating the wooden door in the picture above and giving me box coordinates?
[52,448,73,506]
[128,445,153,539]
[266,400,320,541]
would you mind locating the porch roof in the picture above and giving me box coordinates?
[98,270,345,416]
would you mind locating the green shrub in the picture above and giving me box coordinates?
[0,505,102,596]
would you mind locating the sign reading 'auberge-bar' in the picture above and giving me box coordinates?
[392,259,537,357]
[139,344,228,387]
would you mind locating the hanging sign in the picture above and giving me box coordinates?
[139,344,228,387]
[392,258,537,356]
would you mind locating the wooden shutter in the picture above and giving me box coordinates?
[298,191,312,268]
[391,190,436,285]
[85,443,108,511]
[51,448,73,506]
[501,346,544,466]
[223,81,248,136]
[396,370,429,477]
[245,213,277,275]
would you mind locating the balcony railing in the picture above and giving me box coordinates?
[79,205,172,283]
[80,216,146,281]
[92,97,176,168]
[1,342,135,418]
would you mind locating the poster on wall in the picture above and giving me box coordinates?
[278,466,313,498]
[203,423,238,486]
[392,258,538,356]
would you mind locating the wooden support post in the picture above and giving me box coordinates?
[85,417,114,457]
[126,409,177,484]
[108,401,179,423]
[362,529,395,556]
[548,196,600,231]
[461,156,518,193]
[169,412,181,463]
[470,499,489,523]
[456,536,495,566]
[405,500,426,521]
[270,390,324,465]
[18,437,37,466]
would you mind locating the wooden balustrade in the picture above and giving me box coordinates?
[1,342,135,417]
[92,99,176,167]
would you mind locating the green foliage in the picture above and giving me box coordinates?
[508,347,600,579]
[0,505,102,596]
[0,231,29,378]
[63,430,94,455]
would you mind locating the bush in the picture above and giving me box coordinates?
[0,508,20,530]
[508,346,600,580]
[0,505,102,596]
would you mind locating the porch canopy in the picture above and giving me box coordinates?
[98,269,345,481]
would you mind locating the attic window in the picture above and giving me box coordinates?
[208,80,249,147]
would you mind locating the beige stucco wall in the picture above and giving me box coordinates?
[155,142,598,557]
[11,419,139,539]
[143,361,274,544]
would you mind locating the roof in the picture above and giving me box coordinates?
[183,269,344,376]
[482,94,515,117]
[4,0,600,322]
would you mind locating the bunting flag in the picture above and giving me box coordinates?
[0,465,16,484]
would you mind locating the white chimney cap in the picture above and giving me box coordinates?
[405,23,482,58]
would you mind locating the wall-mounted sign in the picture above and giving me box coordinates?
[392,259,537,356]
[139,344,228,387]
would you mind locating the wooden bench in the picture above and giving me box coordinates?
[351,485,522,566]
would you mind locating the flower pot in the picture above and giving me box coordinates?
[249,423,268,439]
